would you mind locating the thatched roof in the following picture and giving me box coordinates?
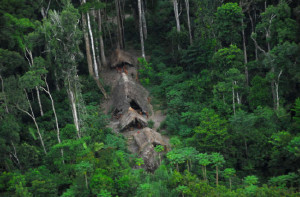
[112,73,150,116]
[110,49,136,68]
[133,127,168,171]
[133,127,167,149]
[119,110,148,131]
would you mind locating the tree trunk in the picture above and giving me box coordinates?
[54,69,61,91]
[81,12,94,76]
[0,75,9,113]
[248,12,258,61]
[104,18,114,48]
[10,141,21,169]
[138,0,145,58]
[41,0,51,19]
[271,68,276,110]
[236,91,241,105]
[185,0,192,45]
[216,166,219,186]
[275,70,282,110]
[91,9,102,71]
[241,18,248,85]
[158,153,161,165]
[141,0,147,40]
[229,178,232,190]
[67,78,81,139]
[25,48,44,116]
[172,0,181,50]
[97,7,107,67]
[244,137,248,159]
[173,0,181,33]
[87,11,99,77]
[94,76,108,99]
[41,77,64,164]
[186,160,189,172]
[115,0,125,49]
[232,81,236,116]
[82,2,107,99]
[36,87,44,116]
[201,166,205,180]
[17,90,47,155]
[85,172,88,189]
[204,166,207,181]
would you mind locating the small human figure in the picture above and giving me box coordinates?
[116,67,122,73]
[136,73,139,81]
[123,65,128,75]
[137,122,141,129]
[116,112,122,119]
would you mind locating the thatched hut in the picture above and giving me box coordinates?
[133,127,168,171]
[110,49,136,68]
[119,110,148,131]
[112,73,150,123]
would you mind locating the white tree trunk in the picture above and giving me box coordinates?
[41,78,64,163]
[81,8,108,99]
[91,9,102,71]
[82,15,95,77]
[87,11,99,78]
[10,141,21,169]
[115,0,125,49]
[17,90,47,155]
[141,0,147,40]
[67,79,81,139]
[54,69,61,91]
[173,0,181,33]
[184,0,192,45]
[236,91,241,105]
[232,81,236,116]
[275,70,282,110]
[36,87,44,116]
[41,0,51,19]
[25,48,44,116]
[248,12,258,60]
[97,7,107,67]
[0,75,9,113]
[241,18,248,85]
[138,0,145,58]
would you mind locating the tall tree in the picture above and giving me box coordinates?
[115,0,125,49]
[197,153,211,181]
[210,152,225,186]
[81,8,94,76]
[138,0,145,58]
[184,0,192,45]
[24,48,44,117]
[215,3,243,46]
[251,2,298,110]
[80,0,108,99]
[172,0,181,49]
[97,2,107,67]
[141,0,147,40]
[26,56,65,163]
[15,86,47,155]
[45,2,86,138]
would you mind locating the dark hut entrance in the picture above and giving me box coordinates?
[113,109,122,119]
[130,100,142,113]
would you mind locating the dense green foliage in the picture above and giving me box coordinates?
[0,0,300,196]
